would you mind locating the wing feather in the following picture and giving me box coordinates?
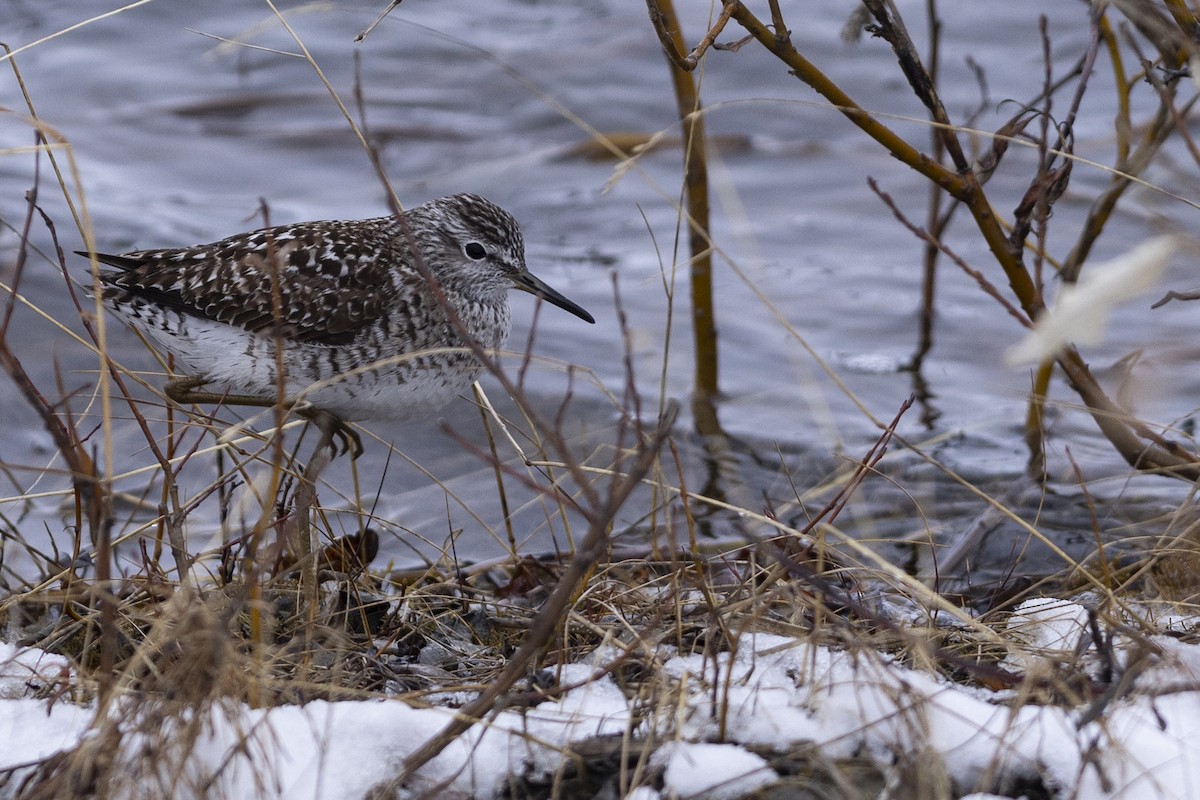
[89,218,403,346]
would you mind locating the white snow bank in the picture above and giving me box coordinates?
[0,641,72,699]
[3,604,1200,799]
[653,742,776,800]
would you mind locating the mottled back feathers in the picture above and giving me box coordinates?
[96,217,409,347]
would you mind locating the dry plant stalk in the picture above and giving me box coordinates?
[645,0,720,414]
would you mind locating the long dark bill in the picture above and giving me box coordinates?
[512,272,595,324]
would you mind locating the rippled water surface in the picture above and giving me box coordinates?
[2,1,1197,582]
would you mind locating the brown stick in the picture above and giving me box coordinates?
[645,0,721,406]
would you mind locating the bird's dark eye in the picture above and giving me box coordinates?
[463,242,487,260]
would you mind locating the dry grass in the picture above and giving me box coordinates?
[3,2,1200,799]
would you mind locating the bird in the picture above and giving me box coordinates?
[81,193,595,457]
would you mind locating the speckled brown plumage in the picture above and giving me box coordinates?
[86,193,594,431]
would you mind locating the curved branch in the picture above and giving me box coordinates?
[720,0,1200,480]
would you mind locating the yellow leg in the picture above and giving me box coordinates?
[163,376,363,459]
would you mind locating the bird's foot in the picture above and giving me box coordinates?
[299,406,364,460]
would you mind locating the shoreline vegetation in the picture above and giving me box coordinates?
[4,2,1200,798]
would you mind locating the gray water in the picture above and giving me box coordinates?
[1,1,1196,586]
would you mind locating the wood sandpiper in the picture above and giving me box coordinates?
[83,193,595,457]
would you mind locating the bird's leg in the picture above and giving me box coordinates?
[165,375,277,408]
[164,376,363,459]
